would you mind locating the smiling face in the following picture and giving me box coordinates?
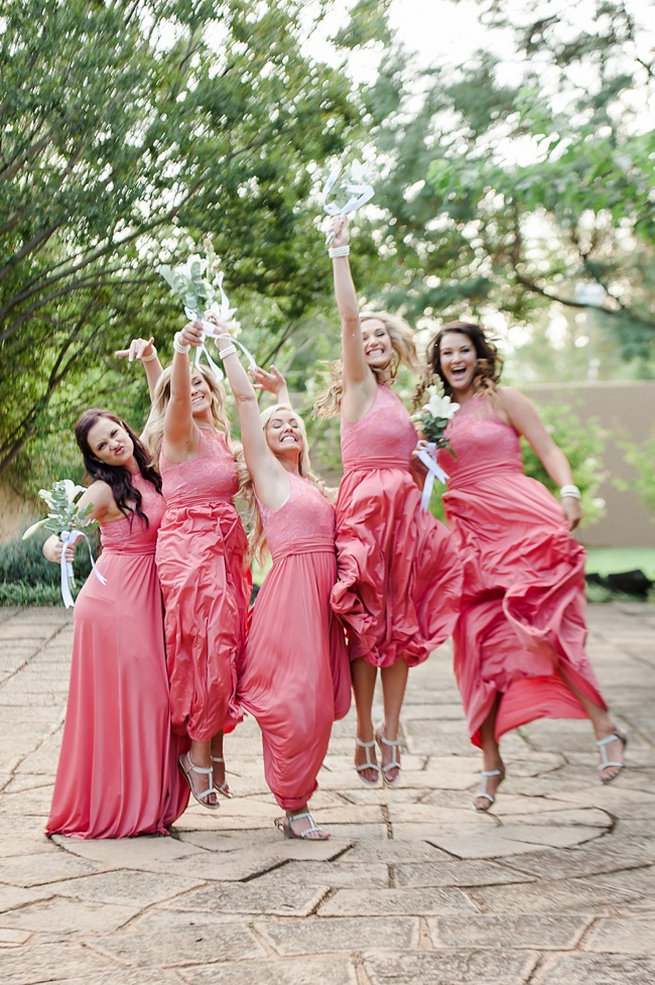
[86,418,135,469]
[264,407,304,464]
[437,330,478,398]
[361,317,393,369]
[190,369,213,418]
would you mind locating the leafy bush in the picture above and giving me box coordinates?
[521,401,607,526]
[616,427,655,521]
[0,582,63,606]
[0,527,98,607]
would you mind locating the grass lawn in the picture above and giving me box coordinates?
[585,546,655,580]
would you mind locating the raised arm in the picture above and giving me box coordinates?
[499,387,583,530]
[218,337,289,509]
[162,324,200,460]
[115,337,163,400]
[329,216,377,420]
[249,364,290,405]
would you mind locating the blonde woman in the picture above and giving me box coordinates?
[315,216,461,788]
[142,325,251,810]
[185,322,351,838]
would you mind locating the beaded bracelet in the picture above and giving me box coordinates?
[140,347,158,363]
[173,332,190,354]
[219,345,237,360]
[328,244,350,258]
[560,484,581,499]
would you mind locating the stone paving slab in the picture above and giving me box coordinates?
[0,602,653,984]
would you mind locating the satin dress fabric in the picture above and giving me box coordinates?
[437,393,606,748]
[237,473,351,811]
[332,384,461,668]
[46,475,189,838]
[156,428,251,741]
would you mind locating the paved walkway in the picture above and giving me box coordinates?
[0,602,653,985]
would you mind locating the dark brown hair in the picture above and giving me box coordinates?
[75,409,162,526]
[415,321,503,406]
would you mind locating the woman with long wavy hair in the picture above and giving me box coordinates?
[179,327,351,838]
[315,216,461,789]
[417,321,626,811]
[43,409,188,837]
[141,325,251,811]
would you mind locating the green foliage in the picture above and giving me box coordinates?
[616,428,655,520]
[359,0,655,374]
[22,479,95,541]
[0,525,98,607]
[0,582,63,607]
[0,0,379,490]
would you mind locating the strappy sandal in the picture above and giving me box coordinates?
[355,737,381,786]
[473,768,505,812]
[375,726,402,787]
[210,755,233,799]
[178,752,220,810]
[596,729,627,784]
[274,811,330,840]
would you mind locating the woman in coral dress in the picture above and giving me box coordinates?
[418,321,626,810]
[143,323,251,810]
[198,327,350,839]
[44,409,188,838]
[314,216,461,788]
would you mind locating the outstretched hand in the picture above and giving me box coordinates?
[250,364,286,395]
[115,337,156,363]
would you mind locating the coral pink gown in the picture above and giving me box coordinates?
[46,475,188,838]
[156,428,250,742]
[237,473,351,812]
[332,384,461,667]
[437,394,607,747]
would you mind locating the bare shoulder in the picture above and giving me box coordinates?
[79,480,116,521]
[497,386,550,441]
[496,386,533,413]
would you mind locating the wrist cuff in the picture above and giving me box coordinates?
[328,244,350,258]
[173,332,190,354]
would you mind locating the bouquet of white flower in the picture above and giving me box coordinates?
[410,389,460,510]
[159,239,255,377]
[23,480,103,608]
[411,389,460,452]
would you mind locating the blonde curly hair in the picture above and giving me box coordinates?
[313,311,419,420]
[240,403,335,566]
[141,362,233,467]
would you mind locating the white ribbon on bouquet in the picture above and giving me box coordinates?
[59,529,107,609]
[185,272,257,378]
[322,160,374,218]
[415,440,450,511]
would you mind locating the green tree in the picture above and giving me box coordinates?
[354,0,655,371]
[0,0,386,485]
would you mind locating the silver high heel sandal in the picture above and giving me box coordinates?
[354,737,381,786]
[596,729,627,784]
[375,726,402,787]
[473,768,505,812]
[210,755,233,798]
[179,752,220,810]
